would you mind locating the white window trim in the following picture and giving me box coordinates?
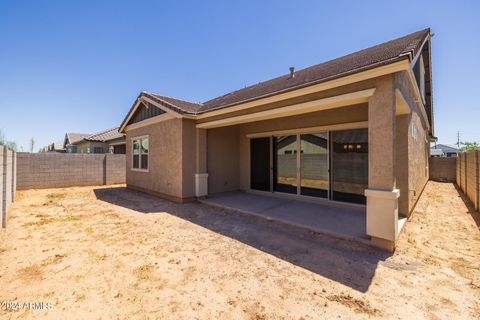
[131,135,149,172]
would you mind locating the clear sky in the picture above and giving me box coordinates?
[0,0,479,151]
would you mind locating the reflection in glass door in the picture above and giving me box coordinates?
[251,128,368,205]
[331,128,368,204]
[300,133,328,198]
[273,135,297,194]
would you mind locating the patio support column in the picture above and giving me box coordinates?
[195,128,208,197]
[365,76,399,251]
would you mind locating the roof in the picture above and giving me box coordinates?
[53,140,64,150]
[128,28,429,117]
[66,133,91,145]
[85,127,124,142]
[430,149,444,156]
[435,144,459,151]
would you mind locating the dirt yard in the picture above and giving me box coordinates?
[0,182,479,319]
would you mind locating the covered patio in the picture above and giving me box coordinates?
[199,191,375,244]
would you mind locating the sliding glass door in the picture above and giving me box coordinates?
[250,128,368,205]
[300,133,329,198]
[250,137,271,191]
[273,135,297,194]
[331,128,368,204]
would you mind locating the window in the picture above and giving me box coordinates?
[93,147,104,154]
[132,137,149,170]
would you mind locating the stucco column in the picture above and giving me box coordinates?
[195,128,208,197]
[365,76,399,249]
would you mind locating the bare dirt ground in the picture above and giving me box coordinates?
[0,181,479,319]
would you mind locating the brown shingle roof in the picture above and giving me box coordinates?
[200,28,429,112]
[144,93,202,114]
[125,28,429,118]
[85,127,125,142]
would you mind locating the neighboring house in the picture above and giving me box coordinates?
[47,140,66,153]
[64,133,91,153]
[64,128,126,154]
[84,127,126,154]
[119,29,434,250]
[430,144,459,157]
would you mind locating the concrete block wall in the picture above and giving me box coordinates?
[16,153,126,190]
[1,146,16,228]
[457,151,480,211]
[105,154,126,185]
[429,157,457,182]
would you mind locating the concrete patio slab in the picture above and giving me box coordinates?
[200,191,368,242]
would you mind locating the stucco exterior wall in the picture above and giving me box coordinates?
[368,75,396,191]
[182,119,198,199]
[207,126,240,194]
[395,114,409,216]
[395,71,430,215]
[126,118,184,202]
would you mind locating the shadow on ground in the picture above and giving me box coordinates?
[94,186,392,292]
[454,184,480,229]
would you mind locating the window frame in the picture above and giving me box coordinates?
[131,135,149,172]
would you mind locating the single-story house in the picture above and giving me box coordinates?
[430,144,459,157]
[64,133,91,153]
[64,127,126,154]
[47,140,66,153]
[84,127,126,154]
[119,29,434,250]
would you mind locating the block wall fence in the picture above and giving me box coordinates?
[457,151,480,211]
[16,153,126,190]
[428,157,456,182]
[0,146,17,228]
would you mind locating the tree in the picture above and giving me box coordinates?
[29,137,35,153]
[6,141,17,151]
[460,141,480,152]
[0,129,17,151]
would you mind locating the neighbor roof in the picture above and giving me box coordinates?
[435,144,459,151]
[129,28,429,118]
[85,127,124,142]
[66,133,91,145]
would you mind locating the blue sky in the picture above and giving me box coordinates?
[0,0,479,151]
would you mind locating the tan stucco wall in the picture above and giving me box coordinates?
[395,71,430,215]
[207,125,240,194]
[395,114,409,216]
[368,74,396,190]
[182,119,198,199]
[126,118,184,201]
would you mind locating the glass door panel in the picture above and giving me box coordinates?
[250,137,271,191]
[273,135,297,194]
[300,133,328,198]
[331,128,368,204]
